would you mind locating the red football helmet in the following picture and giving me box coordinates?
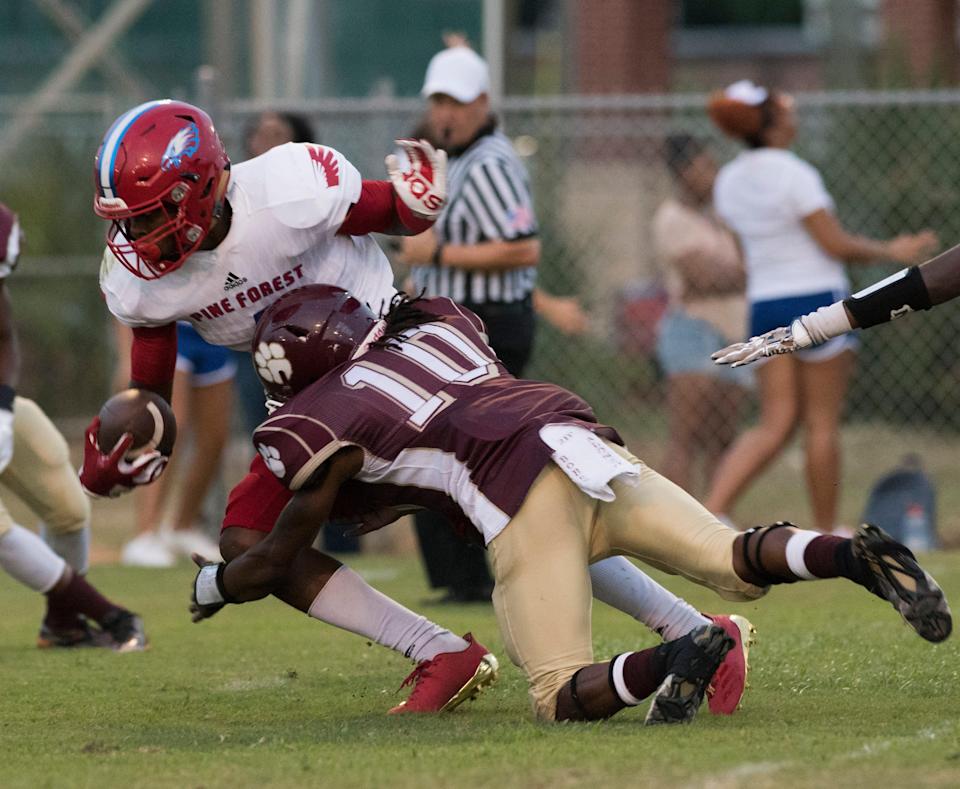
[94,100,230,279]
[252,285,383,403]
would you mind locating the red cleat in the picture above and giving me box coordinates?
[704,614,755,715]
[389,633,499,714]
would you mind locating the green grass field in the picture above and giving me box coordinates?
[1,553,959,788]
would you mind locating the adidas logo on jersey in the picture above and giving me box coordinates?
[223,271,248,291]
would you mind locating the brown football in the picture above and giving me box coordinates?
[97,388,177,459]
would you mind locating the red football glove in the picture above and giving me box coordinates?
[78,416,169,498]
[385,139,447,221]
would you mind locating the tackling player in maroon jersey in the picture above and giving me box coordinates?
[192,285,951,723]
[85,100,757,715]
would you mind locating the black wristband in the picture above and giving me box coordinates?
[0,384,15,412]
[215,562,240,605]
[432,243,444,266]
[843,265,932,329]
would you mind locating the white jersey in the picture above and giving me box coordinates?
[100,142,397,350]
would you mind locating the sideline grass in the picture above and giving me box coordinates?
[1,553,958,788]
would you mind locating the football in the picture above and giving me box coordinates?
[97,388,177,459]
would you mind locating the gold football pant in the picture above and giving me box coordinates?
[488,443,766,721]
[0,397,90,538]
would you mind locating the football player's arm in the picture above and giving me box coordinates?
[338,139,447,237]
[338,180,434,237]
[128,323,177,403]
[713,247,958,367]
[195,447,363,609]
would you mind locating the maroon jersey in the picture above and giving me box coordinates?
[253,297,621,543]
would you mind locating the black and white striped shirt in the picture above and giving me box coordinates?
[410,129,538,305]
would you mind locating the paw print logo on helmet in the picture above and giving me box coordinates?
[251,284,380,404]
[256,444,286,478]
[254,342,293,387]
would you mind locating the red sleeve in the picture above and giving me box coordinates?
[337,180,434,237]
[130,324,177,391]
[221,454,293,534]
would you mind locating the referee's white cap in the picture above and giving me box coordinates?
[421,46,490,103]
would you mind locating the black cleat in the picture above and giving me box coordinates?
[99,609,149,652]
[645,624,734,726]
[37,616,112,650]
[853,524,951,643]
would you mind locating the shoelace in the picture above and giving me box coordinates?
[397,660,434,694]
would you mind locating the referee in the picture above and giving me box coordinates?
[400,45,540,602]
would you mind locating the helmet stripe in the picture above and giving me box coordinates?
[98,100,170,198]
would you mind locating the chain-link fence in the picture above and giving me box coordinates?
[3,90,960,534]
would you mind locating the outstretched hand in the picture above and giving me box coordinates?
[385,139,447,221]
[712,320,812,367]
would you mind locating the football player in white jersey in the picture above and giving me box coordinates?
[0,202,146,651]
[81,100,751,713]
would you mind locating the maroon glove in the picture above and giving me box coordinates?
[78,416,168,498]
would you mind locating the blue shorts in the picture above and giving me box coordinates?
[750,290,858,362]
[176,322,237,386]
[656,309,752,386]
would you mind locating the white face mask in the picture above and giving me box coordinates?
[264,397,285,415]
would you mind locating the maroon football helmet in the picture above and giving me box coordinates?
[94,100,230,279]
[252,285,382,403]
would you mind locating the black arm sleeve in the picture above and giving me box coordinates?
[843,266,932,329]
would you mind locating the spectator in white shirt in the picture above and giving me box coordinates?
[703,80,938,534]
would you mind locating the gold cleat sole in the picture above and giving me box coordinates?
[438,652,500,712]
[729,614,756,700]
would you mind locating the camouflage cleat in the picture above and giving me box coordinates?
[100,609,149,653]
[645,624,734,726]
[705,614,756,715]
[37,617,112,650]
[853,523,951,643]
[389,633,498,714]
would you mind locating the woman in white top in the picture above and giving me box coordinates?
[703,80,938,533]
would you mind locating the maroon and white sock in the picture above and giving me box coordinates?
[786,531,864,583]
[609,647,667,706]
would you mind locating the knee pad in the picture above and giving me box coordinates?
[740,521,797,586]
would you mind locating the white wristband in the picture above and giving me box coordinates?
[796,301,853,345]
[195,564,225,606]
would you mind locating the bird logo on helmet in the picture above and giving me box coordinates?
[93,99,230,280]
[160,123,201,171]
[251,285,384,405]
